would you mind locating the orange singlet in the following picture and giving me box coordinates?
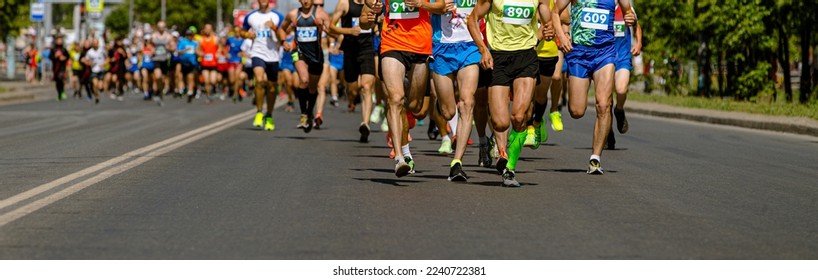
[200,35,219,68]
[379,0,432,55]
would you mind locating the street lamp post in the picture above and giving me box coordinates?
[161,0,166,21]
[217,0,223,31]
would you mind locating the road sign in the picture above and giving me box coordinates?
[30,3,45,22]
[86,0,104,13]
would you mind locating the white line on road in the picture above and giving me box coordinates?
[0,109,256,227]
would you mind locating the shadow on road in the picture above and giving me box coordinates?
[352,177,423,186]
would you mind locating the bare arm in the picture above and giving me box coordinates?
[631,21,642,56]
[330,0,360,36]
[359,2,381,30]
[537,0,553,41]
[618,0,635,26]
[553,0,571,53]
[467,0,492,69]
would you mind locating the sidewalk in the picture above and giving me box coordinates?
[610,100,818,137]
[0,80,54,105]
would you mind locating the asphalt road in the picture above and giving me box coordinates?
[1,92,817,259]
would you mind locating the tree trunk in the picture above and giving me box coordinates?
[779,25,793,102]
[718,51,725,97]
[799,24,812,103]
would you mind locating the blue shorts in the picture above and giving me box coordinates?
[251,57,279,82]
[141,62,155,71]
[565,43,616,79]
[280,52,295,72]
[129,66,139,73]
[562,56,569,73]
[430,41,481,76]
[329,53,344,70]
[615,47,633,72]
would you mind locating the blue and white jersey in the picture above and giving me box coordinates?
[243,9,285,62]
[431,0,476,44]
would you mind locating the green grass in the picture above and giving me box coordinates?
[627,93,818,121]
[0,86,6,94]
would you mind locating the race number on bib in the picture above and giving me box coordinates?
[579,7,610,30]
[143,55,152,63]
[297,26,319,42]
[204,54,215,62]
[614,20,625,37]
[156,46,167,55]
[389,0,419,20]
[256,30,273,38]
[456,0,476,15]
[502,2,534,25]
[351,17,373,34]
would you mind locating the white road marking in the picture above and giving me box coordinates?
[0,109,256,227]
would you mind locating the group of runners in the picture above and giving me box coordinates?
[48,0,642,188]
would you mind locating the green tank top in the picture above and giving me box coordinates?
[486,0,538,51]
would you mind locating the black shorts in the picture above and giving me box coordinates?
[201,66,218,72]
[379,51,430,81]
[72,69,82,77]
[154,61,169,74]
[343,49,376,83]
[251,57,279,83]
[302,60,324,76]
[538,56,558,77]
[91,71,105,80]
[181,62,198,75]
[490,48,538,87]
[244,66,253,78]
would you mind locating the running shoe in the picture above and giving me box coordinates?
[298,114,308,129]
[438,139,453,154]
[304,115,314,133]
[395,160,411,178]
[314,113,323,129]
[550,111,564,132]
[478,144,493,168]
[380,118,389,132]
[359,122,370,143]
[405,156,416,174]
[427,121,439,140]
[285,102,295,112]
[614,107,629,134]
[370,105,384,124]
[448,162,468,182]
[253,112,265,128]
[416,119,425,126]
[587,159,604,175]
[523,126,540,150]
[264,116,275,131]
[501,168,521,187]
[496,156,508,175]
[59,92,67,100]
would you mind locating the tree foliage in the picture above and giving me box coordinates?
[0,0,30,39]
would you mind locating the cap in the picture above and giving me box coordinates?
[188,26,198,33]
[185,29,194,36]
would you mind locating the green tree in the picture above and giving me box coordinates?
[0,0,31,39]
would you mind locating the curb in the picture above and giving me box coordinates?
[0,87,55,106]
[592,100,818,137]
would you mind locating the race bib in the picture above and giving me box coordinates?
[218,55,228,63]
[204,54,215,62]
[256,30,273,38]
[297,26,319,42]
[351,17,372,34]
[143,55,152,63]
[502,2,534,25]
[185,46,195,54]
[389,0,419,20]
[455,0,476,15]
[580,7,610,30]
[156,46,167,55]
[614,20,626,37]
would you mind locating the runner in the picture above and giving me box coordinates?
[553,0,635,174]
[152,21,174,103]
[227,27,246,102]
[108,37,128,101]
[83,38,107,104]
[361,0,448,177]
[606,1,641,150]
[49,36,69,101]
[126,45,142,96]
[69,42,83,98]
[327,36,344,108]
[429,0,483,181]
[242,0,286,131]
[198,24,221,104]
[330,0,378,143]
[526,0,563,149]
[216,36,232,100]
[140,40,156,101]
[177,28,201,103]
[281,0,331,133]
[279,32,298,112]
[467,0,554,187]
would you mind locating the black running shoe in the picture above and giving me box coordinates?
[304,115,314,133]
[427,121,438,140]
[448,162,468,182]
[606,130,616,150]
[478,144,493,168]
[614,107,629,134]
[359,123,370,143]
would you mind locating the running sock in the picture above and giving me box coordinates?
[533,101,547,125]
[442,135,451,142]
[506,129,526,171]
[450,159,462,167]
[590,154,601,162]
[306,91,318,118]
[479,136,488,146]
[402,145,412,160]
[447,110,459,137]
[296,88,309,115]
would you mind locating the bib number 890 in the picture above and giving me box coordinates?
[505,7,531,18]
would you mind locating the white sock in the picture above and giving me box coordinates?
[442,135,451,142]
[447,109,459,137]
[590,154,601,162]
[402,145,412,160]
